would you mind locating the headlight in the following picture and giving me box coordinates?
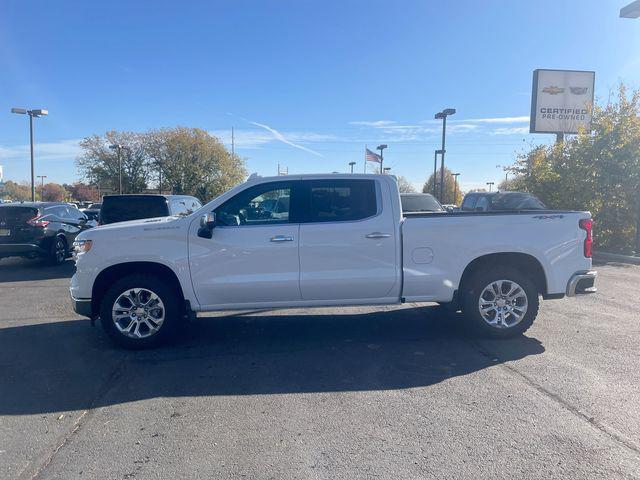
[73,239,93,255]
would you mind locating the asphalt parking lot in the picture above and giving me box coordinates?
[1,257,639,479]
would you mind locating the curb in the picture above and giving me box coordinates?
[593,251,640,265]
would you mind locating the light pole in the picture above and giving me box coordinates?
[376,144,387,174]
[36,175,47,200]
[109,144,124,194]
[452,173,460,205]
[349,161,356,173]
[433,149,444,197]
[383,167,391,174]
[11,108,48,201]
[435,108,456,203]
[486,182,494,192]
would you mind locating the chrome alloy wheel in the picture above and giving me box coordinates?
[112,288,165,339]
[478,279,528,329]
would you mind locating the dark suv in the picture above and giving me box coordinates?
[461,191,546,212]
[99,195,202,225]
[0,202,92,264]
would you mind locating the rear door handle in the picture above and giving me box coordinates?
[270,235,294,242]
[365,232,391,239]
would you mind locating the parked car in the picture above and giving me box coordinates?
[461,191,546,212]
[0,202,92,264]
[71,174,596,348]
[400,193,445,213]
[81,203,102,222]
[98,195,202,225]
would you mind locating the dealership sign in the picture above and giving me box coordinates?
[530,69,595,134]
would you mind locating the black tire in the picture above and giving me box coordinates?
[460,266,539,338]
[47,236,67,265]
[99,274,182,349]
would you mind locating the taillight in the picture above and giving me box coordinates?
[27,216,50,228]
[579,219,593,258]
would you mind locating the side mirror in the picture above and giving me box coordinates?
[198,212,216,239]
[200,212,216,230]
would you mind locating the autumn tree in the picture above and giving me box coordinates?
[0,181,31,201]
[506,83,640,254]
[422,167,463,205]
[145,127,247,202]
[77,131,150,194]
[37,183,66,202]
[396,175,416,193]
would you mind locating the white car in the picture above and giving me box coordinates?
[70,174,596,348]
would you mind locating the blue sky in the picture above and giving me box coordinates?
[1,0,639,191]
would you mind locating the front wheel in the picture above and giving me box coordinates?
[461,266,539,338]
[99,274,182,349]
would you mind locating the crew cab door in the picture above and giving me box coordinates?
[298,178,399,301]
[189,180,302,308]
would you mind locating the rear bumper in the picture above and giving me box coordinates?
[0,243,46,258]
[566,270,597,296]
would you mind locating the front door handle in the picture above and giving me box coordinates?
[365,232,391,239]
[270,235,294,242]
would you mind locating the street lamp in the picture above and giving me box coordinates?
[109,144,125,194]
[36,175,47,201]
[452,173,460,205]
[349,161,356,173]
[434,108,456,202]
[433,149,444,197]
[376,144,388,174]
[383,167,391,174]
[486,181,494,192]
[11,107,48,201]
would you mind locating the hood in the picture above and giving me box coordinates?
[77,215,185,240]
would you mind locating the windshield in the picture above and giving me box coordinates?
[401,194,444,212]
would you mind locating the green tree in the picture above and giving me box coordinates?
[77,131,150,194]
[506,83,640,254]
[422,167,463,205]
[146,127,247,202]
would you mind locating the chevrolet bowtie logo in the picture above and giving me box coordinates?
[542,86,565,95]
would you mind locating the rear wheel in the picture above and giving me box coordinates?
[99,274,182,349]
[47,236,67,265]
[461,266,539,338]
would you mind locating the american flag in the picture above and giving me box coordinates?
[365,148,382,163]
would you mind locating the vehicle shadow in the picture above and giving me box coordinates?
[0,257,75,282]
[0,306,545,415]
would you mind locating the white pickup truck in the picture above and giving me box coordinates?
[70,174,596,348]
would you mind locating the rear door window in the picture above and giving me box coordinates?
[302,179,378,223]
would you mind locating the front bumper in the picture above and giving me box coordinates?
[566,270,597,296]
[70,292,93,318]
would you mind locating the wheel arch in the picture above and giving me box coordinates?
[91,261,185,316]
[458,252,548,300]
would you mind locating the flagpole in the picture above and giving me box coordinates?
[364,146,367,173]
